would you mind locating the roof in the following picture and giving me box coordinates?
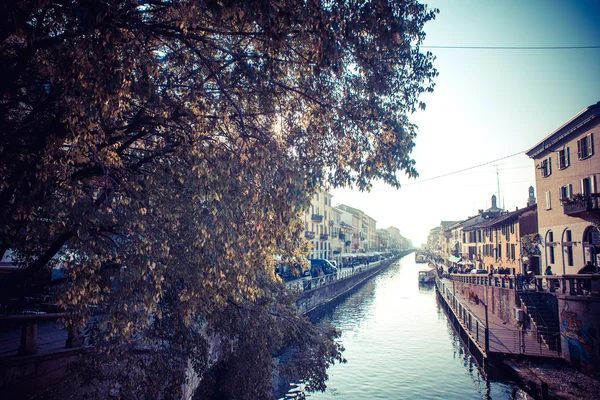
[336,204,363,216]
[479,204,537,229]
[526,102,600,159]
[440,221,459,229]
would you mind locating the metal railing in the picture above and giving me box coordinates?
[436,276,560,358]
[285,260,385,293]
[446,272,600,297]
[0,313,94,357]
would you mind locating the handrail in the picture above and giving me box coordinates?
[286,258,388,293]
[444,272,600,297]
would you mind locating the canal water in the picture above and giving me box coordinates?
[285,253,526,399]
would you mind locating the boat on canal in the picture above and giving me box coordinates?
[418,266,436,284]
[415,254,427,263]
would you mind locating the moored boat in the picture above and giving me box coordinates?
[418,267,436,284]
[415,254,427,263]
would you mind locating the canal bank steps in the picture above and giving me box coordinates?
[433,269,600,400]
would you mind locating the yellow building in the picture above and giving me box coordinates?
[479,205,538,274]
[526,102,600,274]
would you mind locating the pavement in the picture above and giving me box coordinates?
[437,273,600,400]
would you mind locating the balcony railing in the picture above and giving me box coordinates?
[563,194,600,216]
[320,234,329,240]
[311,214,323,223]
[305,231,315,240]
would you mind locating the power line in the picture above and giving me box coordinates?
[422,45,600,50]
[403,150,527,186]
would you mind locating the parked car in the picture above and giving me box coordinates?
[470,269,488,274]
[309,259,338,276]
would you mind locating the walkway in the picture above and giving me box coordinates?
[437,276,559,358]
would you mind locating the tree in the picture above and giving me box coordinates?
[0,0,437,398]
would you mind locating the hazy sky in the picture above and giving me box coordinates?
[331,0,600,246]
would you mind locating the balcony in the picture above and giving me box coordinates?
[305,231,315,240]
[311,214,323,223]
[563,194,600,217]
[320,234,329,240]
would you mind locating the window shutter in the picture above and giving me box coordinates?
[549,157,552,174]
[590,133,595,156]
[578,139,582,159]
[568,184,573,197]
[557,151,561,168]
[566,147,570,166]
[545,191,551,209]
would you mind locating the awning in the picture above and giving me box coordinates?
[448,256,460,263]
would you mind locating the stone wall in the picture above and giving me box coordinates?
[451,281,520,325]
[558,295,600,377]
[296,256,400,315]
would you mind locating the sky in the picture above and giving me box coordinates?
[331,0,600,246]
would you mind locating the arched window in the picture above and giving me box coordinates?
[583,226,600,267]
[545,230,555,265]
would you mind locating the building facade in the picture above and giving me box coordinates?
[526,102,600,274]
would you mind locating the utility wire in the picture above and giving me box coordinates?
[403,150,527,186]
[421,45,600,50]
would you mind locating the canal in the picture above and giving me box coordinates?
[286,252,526,399]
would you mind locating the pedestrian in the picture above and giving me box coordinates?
[578,261,596,274]
[545,265,552,275]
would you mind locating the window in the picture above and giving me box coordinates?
[558,147,570,169]
[511,244,516,260]
[581,176,597,196]
[577,133,594,160]
[498,245,502,259]
[545,191,552,210]
[548,232,555,264]
[566,230,573,267]
[541,157,552,177]
[559,184,573,204]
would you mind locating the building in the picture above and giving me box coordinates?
[479,204,538,274]
[337,204,377,253]
[526,102,600,274]
[302,189,334,259]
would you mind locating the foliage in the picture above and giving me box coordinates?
[0,0,437,398]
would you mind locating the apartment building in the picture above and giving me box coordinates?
[526,102,600,274]
[478,204,538,274]
[303,189,334,259]
[337,204,378,253]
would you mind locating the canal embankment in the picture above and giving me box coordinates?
[433,267,600,400]
[291,250,413,315]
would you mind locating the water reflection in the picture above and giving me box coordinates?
[284,254,525,399]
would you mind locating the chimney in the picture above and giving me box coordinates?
[491,194,497,209]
